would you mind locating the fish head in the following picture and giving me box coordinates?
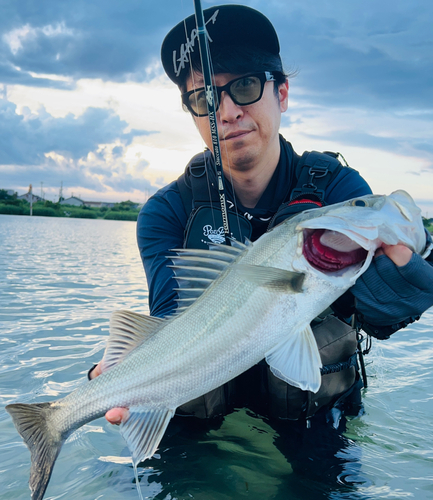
[285,190,425,287]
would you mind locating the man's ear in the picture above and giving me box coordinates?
[279,80,289,112]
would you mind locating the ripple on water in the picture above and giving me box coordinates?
[1,215,433,500]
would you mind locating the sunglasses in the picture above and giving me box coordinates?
[181,71,277,117]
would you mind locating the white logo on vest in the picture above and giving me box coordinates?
[202,224,225,244]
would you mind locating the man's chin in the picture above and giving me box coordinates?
[223,149,257,171]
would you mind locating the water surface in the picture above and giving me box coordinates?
[1,214,432,500]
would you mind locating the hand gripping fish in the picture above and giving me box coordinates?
[6,190,427,500]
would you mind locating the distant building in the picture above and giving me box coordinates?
[83,201,115,208]
[18,192,43,203]
[59,197,117,208]
[60,196,85,207]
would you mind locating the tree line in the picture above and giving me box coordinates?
[0,190,141,221]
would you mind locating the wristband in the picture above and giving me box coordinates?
[87,364,98,381]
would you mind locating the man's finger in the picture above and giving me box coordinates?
[106,407,129,425]
[382,244,412,267]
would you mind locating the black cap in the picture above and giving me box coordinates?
[161,4,280,86]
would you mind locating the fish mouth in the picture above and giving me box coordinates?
[303,229,368,272]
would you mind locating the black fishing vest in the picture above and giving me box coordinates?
[177,147,344,248]
[175,148,360,423]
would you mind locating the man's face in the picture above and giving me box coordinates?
[185,72,288,173]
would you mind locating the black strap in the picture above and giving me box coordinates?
[178,150,344,212]
[290,150,343,203]
[320,353,358,376]
[178,149,346,232]
[177,150,217,212]
[267,151,345,230]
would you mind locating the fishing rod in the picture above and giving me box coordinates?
[192,0,231,245]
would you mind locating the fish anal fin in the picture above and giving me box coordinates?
[265,325,322,393]
[102,311,164,373]
[119,407,175,467]
[234,264,305,292]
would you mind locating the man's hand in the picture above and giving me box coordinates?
[89,363,129,425]
[376,243,412,266]
[351,242,433,329]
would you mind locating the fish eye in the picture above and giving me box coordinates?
[349,199,368,207]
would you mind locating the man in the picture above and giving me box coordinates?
[91,5,433,429]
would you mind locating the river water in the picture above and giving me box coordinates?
[1,214,432,500]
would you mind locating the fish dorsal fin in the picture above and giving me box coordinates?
[119,406,175,467]
[101,311,164,372]
[167,242,248,310]
[265,325,322,393]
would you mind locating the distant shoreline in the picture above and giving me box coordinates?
[0,197,140,221]
[0,212,137,222]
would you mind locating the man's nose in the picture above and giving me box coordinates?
[218,91,243,122]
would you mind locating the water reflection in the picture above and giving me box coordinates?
[0,215,432,500]
[133,409,372,500]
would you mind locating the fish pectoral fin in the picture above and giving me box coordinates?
[234,264,305,292]
[102,311,165,372]
[119,406,175,467]
[265,325,322,393]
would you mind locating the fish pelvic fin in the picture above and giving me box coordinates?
[6,402,64,500]
[101,311,164,373]
[265,325,322,393]
[119,406,175,467]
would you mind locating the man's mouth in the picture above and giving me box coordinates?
[222,130,251,141]
[303,229,368,271]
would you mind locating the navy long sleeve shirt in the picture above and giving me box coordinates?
[137,139,372,318]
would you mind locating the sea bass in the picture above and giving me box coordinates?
[6,190,427,500]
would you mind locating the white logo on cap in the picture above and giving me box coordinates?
[173,10,219,77]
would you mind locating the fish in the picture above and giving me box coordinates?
[6,190,427,500]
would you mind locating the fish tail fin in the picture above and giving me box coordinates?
[6,402,64,500]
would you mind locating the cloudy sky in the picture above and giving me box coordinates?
[1,0,432,215]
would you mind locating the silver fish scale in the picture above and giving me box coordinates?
[51,191,425,437]
[53,228,340,435]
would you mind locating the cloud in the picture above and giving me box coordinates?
[0,98,152,164]
[0,98,158,198]
[0,58,74,89]
[265,0,433,112]
[0,0,187,84]
[0,0,431,204]
[0,150,156,201]
[0,0,431,115]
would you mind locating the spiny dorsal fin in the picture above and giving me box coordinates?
[101,310,164,372]
[167,241,249,309]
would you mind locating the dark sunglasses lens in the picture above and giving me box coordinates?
[186,74,265,116]
[229,76,262,105]
[188,89,208,116]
